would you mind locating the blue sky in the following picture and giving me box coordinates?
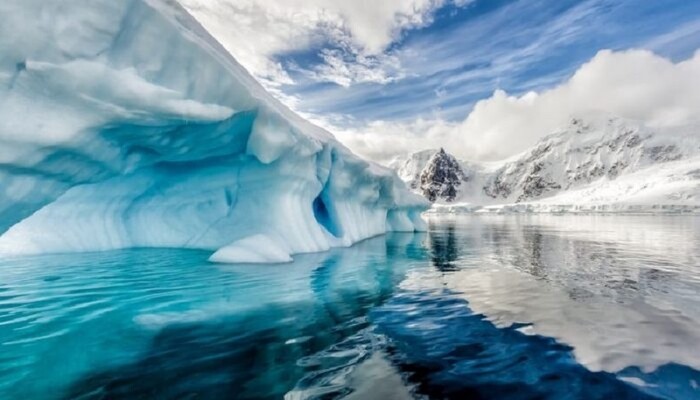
[275,0,700,124]
[184,0,700,161]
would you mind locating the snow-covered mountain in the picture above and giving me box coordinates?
[389,115,700,212]
[388,149,437,190]
[390,149,468,202]
[0,0,427,262]
[418,148,469,202]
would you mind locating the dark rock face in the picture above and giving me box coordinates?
[419,149,467,202]
[483,142,561,201]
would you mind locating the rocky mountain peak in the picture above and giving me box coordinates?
[419,148,468,202]
[390,115,699,208]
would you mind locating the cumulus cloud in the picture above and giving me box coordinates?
[327,49,700,163]
[179,0,466,88]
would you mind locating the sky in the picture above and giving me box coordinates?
[181,0,700,163]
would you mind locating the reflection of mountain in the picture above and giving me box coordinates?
[437,215,694,303]
[427,222,460,271]
[485,217,684,303]
[407,214,700,376]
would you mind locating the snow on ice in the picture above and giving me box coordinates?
[0,0,427,262]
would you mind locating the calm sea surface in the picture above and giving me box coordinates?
[0,215,699,399]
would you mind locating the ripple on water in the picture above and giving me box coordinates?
[0,217,699,399]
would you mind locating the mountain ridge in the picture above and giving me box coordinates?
[388,114,700,212]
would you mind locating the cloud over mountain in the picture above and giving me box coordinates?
[333,49,700,162]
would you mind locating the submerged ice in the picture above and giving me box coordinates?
[0,0,427,262]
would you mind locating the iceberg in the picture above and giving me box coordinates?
[0,0,427,262]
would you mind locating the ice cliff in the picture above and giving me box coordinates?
[0,0,427,262]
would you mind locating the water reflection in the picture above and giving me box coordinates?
[1,216,700,399]
[409,215,700,377]
[427,222,460,272]
[57,235,427,400]
[372,291,664,400]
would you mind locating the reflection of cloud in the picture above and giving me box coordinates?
[403,215,700,373]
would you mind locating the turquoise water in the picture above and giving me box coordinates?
[0,215,699,399]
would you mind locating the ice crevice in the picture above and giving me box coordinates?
[0,0,428,263]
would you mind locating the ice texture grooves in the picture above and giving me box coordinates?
[0,0,427,261]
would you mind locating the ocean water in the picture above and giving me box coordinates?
[0,215,699,399]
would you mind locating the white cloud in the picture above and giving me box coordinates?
[330,118,461,163]
[307,48,405,87]
[178,0,468,89]
[175,3,700,164]
[325,49,700,163]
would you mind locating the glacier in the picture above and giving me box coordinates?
[0,0,427,262]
